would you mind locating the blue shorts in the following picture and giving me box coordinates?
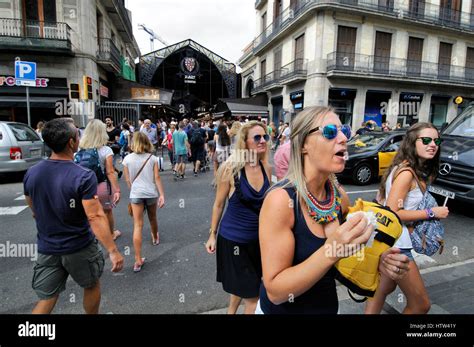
[130,198,157,206]
[399,248,414,261]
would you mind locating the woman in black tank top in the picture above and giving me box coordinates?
[258,107,410,314]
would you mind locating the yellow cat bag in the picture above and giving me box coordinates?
[334,199,403,301]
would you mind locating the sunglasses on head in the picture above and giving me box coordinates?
[253,134,270,143]
[418,137,443,146]
[308,124,352,140]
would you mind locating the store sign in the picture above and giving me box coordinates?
[290,91,304,101]
[131,87,161,100]
[0,76,49,87]
[180,57,200,84]
[400,93,423,102]
[100,85,109,98]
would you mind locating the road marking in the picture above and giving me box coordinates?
[0,206,28,215]
[419,258,474,275]
[346,189,379,195]
[14,195,26,201]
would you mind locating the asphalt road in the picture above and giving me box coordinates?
[0,160,473,314]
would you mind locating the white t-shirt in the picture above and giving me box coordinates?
[97,146,113,172]
[122,153,159,199]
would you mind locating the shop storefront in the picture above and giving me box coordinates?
[364,90,391,126]
[271,96,283,125]
[0,76,69,124]
[290,90,304,113]
[398,92,423,127]
[430,95,450,127]
[328,88,356,125]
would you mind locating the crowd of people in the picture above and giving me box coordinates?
[25,107,448,314]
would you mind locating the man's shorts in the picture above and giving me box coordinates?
[176,154,187,164]
[32,239,105,300]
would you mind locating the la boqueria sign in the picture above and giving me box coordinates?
[0,76,49,87]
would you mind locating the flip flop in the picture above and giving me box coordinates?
[151,233,160,246]
[133,258,146,273]
[113,230,122,241]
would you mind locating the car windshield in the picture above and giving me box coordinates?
[443,108,474,137]
[348,133,388,149]
[7,123,41,142]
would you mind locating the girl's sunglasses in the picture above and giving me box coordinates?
[418,137,443,146]
[308,124,352,140]
[253,134,270,143]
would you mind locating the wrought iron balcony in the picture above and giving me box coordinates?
[97,38,122,74]
[280,59,308,83]
[0,18,72,54]
[253,70,283,93]
[253,0,474,54]
[326,52,474,86]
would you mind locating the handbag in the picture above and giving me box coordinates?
[396,166,445,256]
[127,154,153,217]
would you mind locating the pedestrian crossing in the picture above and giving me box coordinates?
[0,193,28,216]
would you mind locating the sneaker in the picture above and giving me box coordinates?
[194,171,198,177]
[179,175,184,180]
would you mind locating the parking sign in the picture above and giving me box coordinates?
[15,61,36,87]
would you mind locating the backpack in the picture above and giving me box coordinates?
[334,199,403,301]
[190,129,204,146]
[118,131,127,147]
[74,148,107,183]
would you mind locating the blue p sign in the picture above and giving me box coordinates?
[15,61,36,81]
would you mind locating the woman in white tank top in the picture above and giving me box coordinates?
[365,123,449,314]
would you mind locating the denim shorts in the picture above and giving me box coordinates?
[130,197,157,206]
[399,248,414,261]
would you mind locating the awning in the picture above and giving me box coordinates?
[0,96,65,108]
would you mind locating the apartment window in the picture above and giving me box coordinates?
[261,60,267,82]
[378,0,394,11]
[274,0,282,27]
[274,49,282,78]
[438,42,453,79]
[336,26,357,70]
[261,12,267,34]
[409,0,425,18]
[407,37,423,76]
[23,0,57,22]
[466,47,474,81]
[439,0,462,25]
[374,31,392,74]
[290,0,299,11]
[295,34,305,70]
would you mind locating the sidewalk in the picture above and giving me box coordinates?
[202,258,474,315]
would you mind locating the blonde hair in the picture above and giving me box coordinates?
[283,106,338,201]
[216,121,269,184]
[130,132,154,154]
[79,119,109,149]
[228,121,242,137]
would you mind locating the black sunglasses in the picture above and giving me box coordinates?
[418,137,443,146]
[253,134,270,143]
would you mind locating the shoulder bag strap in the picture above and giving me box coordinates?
[132,154,153,184]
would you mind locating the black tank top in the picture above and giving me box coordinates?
[259,183,341,314]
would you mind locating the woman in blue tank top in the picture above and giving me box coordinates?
[258,106,410,314]
[205,121,272,314]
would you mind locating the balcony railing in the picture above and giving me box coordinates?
[0,18,71,52]
[97,38,121,73]
[280,58,308,81]
[327,52,474,85]
[253,0,474,53]
[252,59,309,93]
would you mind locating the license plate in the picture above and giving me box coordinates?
[30,149,41,158]
[429,185,455,199]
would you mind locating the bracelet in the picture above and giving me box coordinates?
[209,228,216,235]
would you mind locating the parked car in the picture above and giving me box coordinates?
[337,130,406,185]
[0,121,45,173]
[431,105,474,205]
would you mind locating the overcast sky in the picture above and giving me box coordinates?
[126,0,256,66]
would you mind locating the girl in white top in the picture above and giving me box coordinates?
[365,122,449,314]
[79,119,122,241]
[123,132,165,272]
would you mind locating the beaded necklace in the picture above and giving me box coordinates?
[303,180,341,224]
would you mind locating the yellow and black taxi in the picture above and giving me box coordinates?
[338,130,406,185]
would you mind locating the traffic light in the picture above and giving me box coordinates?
[70,83,80,99]
[83,76,93,100]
